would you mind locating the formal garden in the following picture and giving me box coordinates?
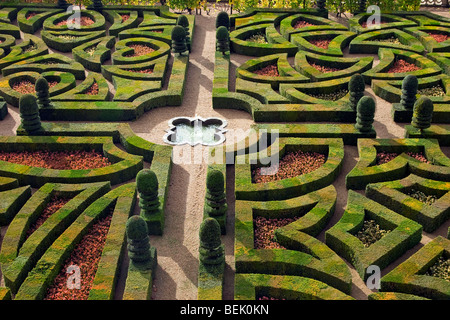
[0,0,448,302]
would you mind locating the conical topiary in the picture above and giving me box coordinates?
[411,96,433,132]
[348,73,365,110]
[204,169,227,218]
[316,0,326,11]
[199,218,225,266]
[215,11,229,30]
[92,0,103,11]
[126,215,157,271]
[57,0,69,9]
[355,96,376,132]
[35,77,51,109]
[216,26,229,55]
[401,75,418,110]
[177,15,191,52]
[171,25,188,55]
[136,169,161,220]
[19,94,42,134]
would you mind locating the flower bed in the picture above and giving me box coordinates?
[85,81,99,95]
[308,38,332,49]
[253,216,299,249]
[406,189,438,205]
[310,63,341,73]
[125,44,155,57]
[12,80,58,94]
[246,33,267,44]
[294,20,315,29]
[417,85,446,97]
[124,68,154,74]
[309,89,348,101]
[56,16,95,27]
[387,59,421,73]
[0,150,112,170]
[253,64,279,77]
[252,150,326,184]
[355,219,391,247]
[425,256,450,281]
[44,211,113,300]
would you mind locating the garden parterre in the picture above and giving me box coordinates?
[0,1,448,302]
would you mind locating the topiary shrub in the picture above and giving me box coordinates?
[411,96,433,132]
[92,0,103,11]
[171,25,187,55]
[35,77,51,109]
[57,0,69,9]
[216,11,229,30]
[136,169,161,220]
[348,73,365,110]
[177,15,190,52]
[199,218,225,266]
[355,96,376,132]
[126,215,156,271]
[204,169,227,218]
[216,26,230,55]
[316,0,326,11]
[19,94,42,134]
[358,0,367,13]
[401,75,418,110]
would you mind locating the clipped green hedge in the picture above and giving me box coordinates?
[112,37,170,65]
[0,34,48,70]
[0,135,144,188]
[16,8,64,34]
[348,28,426,54]
[0,181,111,294]
[290,30,356,57]
[404,26,450,53]
[41,29,107,53]
[346,138,450,190]
[42,9,106,32]
[348,13,417,34]
[365,174,450,232]
[104,9,140,37]
[14,183,136,300]
[405,124,450,146]
[51,72,111,102]
[72,36,115,72]
[0,186,31,226]
[325,190,423,281]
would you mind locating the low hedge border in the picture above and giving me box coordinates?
[52,72,111,102]
[104,9,140,37]
[236,53,309,89]
[428,52,450,76]
[0,186,31,226]
[0,176,19,192]
[0,135,144,188]
[380,236,450,300]
[372,74,450,105]
[0,6,18,23]
[122,248,157,300]
[0,34,48,70]
[102,55,168,82]
[234,186,352,294]
[365,174,450,232]
[235,77,291,104]
[0,22,21,39]
[118,25,173,45]
[1,181,111,294]
[346,138,450,190]
[0,100,7,120]
[17,8,64,34]
[368,292,430,300]
[235,274,353,300]
[290,30,356,57]
[325,190,423,281]
[362,48,442,85]
[0,34,16,56]
[41,29,107,53]
[405,124,450,146]
[254,123,375,146]
[42,9,106,32]
[197,261,225,300]
[348,13,418,35]
[16,122,173,236]
[280,76,352,105]
[0,287,11,300]
[404,26,450,53]
[234,137,344,201]
[230,23,298,57]
[112,76,161,102]
[2,52,86,80]
[14,183,136,300]
[348,28,426,54]
[139,10,178,28]
[279,13,348,41]
[72,36,116,73]
[392,103,450,123]
[89,183,138,300]
[0,71,77,107]
[294,51,373,82]
[112,37,171,65]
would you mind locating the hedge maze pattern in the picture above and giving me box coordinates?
[213,8,450,300]
[0,3,449,301]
